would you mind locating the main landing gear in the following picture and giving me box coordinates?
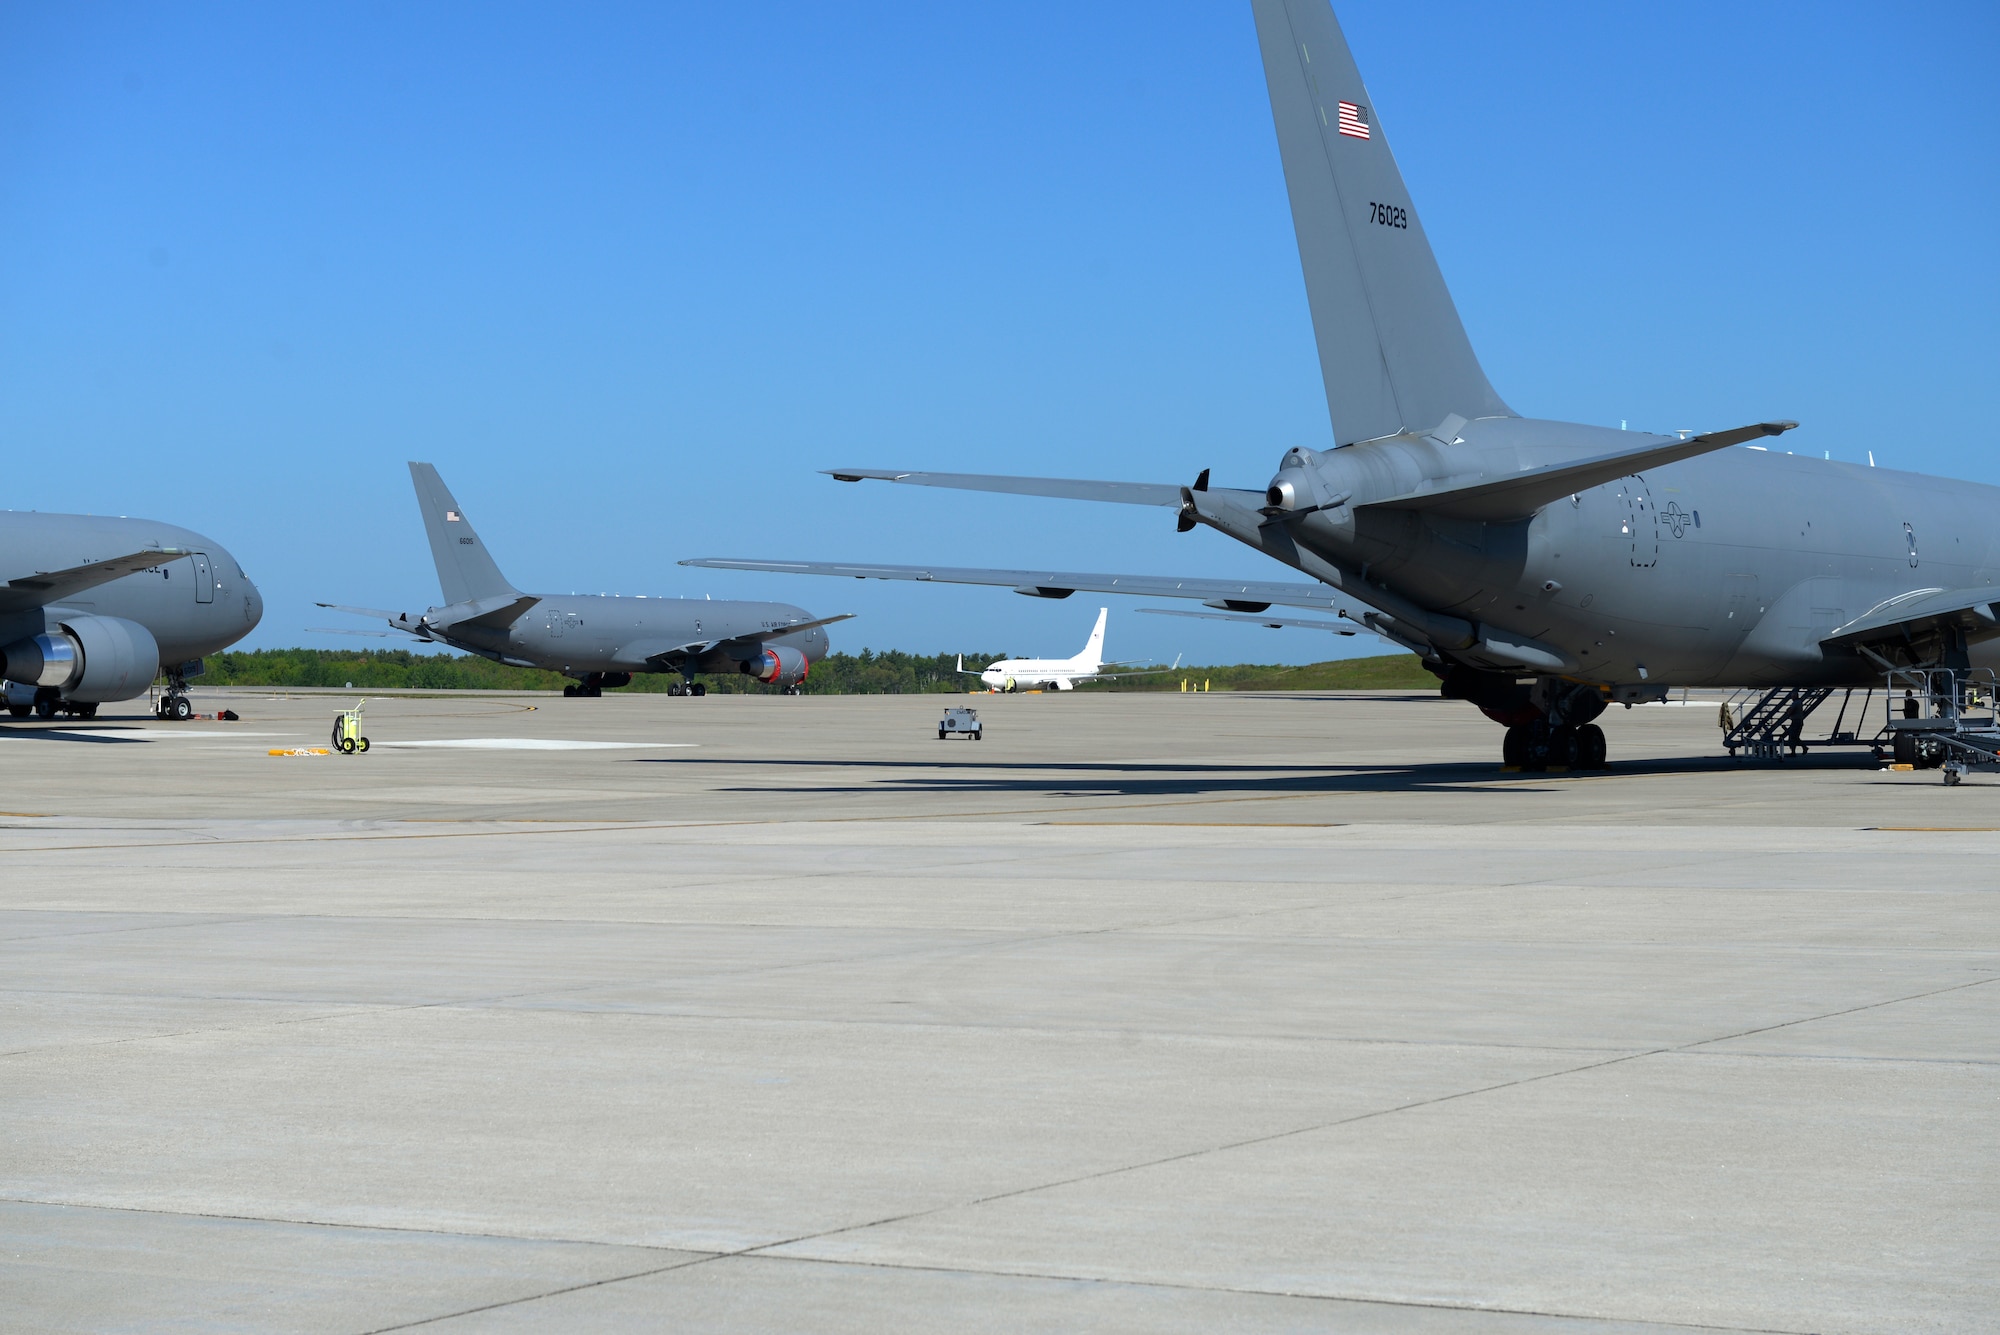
[1431,663,1613,772]
[25,690,98,720]
[563,672,636,699]
[1502,719,1608,771]
[666,681,708,697]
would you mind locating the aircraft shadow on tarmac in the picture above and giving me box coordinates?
[0,727,156,744]
[637,751,1874,799]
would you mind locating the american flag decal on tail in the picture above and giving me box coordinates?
[1336,101,1370,140]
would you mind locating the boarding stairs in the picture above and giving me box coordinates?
[1881,667,2000,785]
[1722,685,1839,760]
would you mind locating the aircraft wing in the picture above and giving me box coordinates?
[1822,588,2000,666]
[737,611,856,640]
[679,558,1345,613]
[1086,657,1185,681]
[0,547,192,614]
[1356,422,1798,522]
[628,613,858,671]
[823,468,1266,510]
[1137,607,1359,635]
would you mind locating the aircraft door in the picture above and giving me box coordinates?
[191,552,215,603]
[1617,479,1658,569]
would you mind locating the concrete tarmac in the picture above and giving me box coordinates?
[3,688,1994,1332]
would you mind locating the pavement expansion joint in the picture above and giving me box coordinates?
[726,1255,1813,1335]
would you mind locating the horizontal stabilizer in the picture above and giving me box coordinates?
[316,602,435,641]
[824,468,1264,510]
[317,601,411,622]
[0,547,192,614]
[436,593,542,631]
[1358,422,1797,522]
[1137,607,1358,635]
[305,626,408,639]
[1823,587,2000,666]
[681,557,1345,613]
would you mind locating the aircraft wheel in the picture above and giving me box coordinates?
[172,697,193,721]
[34,697,56,719]
[562,684,577,698]
[692,683,706,697]
[7,706,27,718]
[1547,725,1580,769]
[1501,725,1526,767]
[1577,723,1607,770]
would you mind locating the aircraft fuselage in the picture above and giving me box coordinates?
[432,594,831,679]
[0,512,263,666]
[1268,417,2000,690]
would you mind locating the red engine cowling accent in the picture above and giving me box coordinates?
[749,645,809,687]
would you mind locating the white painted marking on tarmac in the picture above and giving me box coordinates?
[377,739,696,750]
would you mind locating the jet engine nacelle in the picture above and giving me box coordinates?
[744,644,809,688]
[0,616,161,702]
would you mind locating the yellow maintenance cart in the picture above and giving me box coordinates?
[331,699,371,754]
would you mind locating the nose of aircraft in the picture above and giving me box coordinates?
[243,574,264,630]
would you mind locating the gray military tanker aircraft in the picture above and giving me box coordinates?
[0,511,263,719]
[321,464,848,695]
[689,0,2000,768]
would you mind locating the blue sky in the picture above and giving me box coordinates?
[3,2,1995,666]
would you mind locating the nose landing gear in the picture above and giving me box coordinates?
[154,664,197,720]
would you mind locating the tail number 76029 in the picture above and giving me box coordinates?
[1368,201,1408,229]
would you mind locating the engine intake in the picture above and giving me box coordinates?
[1,616,161,702]
[744,644,809,688]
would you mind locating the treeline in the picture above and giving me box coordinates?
[196,647,1007,694]
[195,647,1435,694]
[1093,655,1434,692]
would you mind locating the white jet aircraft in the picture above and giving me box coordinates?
[959,608,1176,692]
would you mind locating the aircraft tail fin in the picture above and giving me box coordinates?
[408,463,519,606]
[1251,0,1511,445]
[1077,607,1109,671]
